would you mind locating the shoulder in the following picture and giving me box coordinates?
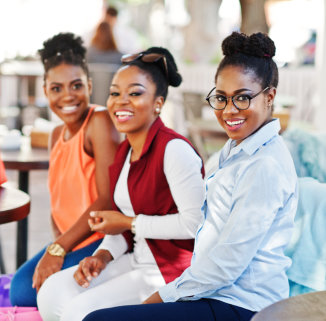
[164,139,203,169]
[238,150,296,191]
[87,106,112,129]
[86,106,120,144]
[165,139,199,157]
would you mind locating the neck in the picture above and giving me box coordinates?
[127,118,157,162]
[127,132,147,162]
[64,107,89,139]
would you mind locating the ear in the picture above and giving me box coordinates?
[267,87,277,107]
[88,78,93,96]
[154,96,164,110]
[43,84,48,98]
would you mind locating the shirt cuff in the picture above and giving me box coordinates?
[158,280,180,302]
[96,234,128,260]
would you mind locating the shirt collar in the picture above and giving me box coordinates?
[139,117,163,158]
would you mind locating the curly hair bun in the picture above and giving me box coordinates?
[144,47,182,87]
[39,32,86,62]
[222,32,276,59]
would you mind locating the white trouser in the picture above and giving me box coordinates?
[37,253,166,321]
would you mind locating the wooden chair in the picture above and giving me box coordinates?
[182,91,227,161]
[251,291,326,321]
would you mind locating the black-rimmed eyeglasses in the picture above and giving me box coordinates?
[121,52,168,79]
[205,87,270,111]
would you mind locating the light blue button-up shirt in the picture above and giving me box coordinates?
[159,119,298,312]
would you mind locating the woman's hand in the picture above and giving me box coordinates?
[88,210,132,235]
[143,291,163,304]
[73,250,112,288]
[32,252,64,293]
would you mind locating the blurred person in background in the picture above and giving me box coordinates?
[104,5,142,54]
[87,21,122,65]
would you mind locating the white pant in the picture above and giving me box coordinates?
[37,253,166,321]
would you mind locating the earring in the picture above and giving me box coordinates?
[155,107,161,114]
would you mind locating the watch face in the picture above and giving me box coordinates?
[48,244,65,257]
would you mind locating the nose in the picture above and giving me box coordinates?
[61,87,74,101]
[223,97,238,114]
[116,92,130,105]
[107,92,129,110]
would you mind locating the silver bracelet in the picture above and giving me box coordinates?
[131,217,137,234]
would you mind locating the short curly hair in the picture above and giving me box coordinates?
[38,32,89,78]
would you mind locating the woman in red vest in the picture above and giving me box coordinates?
[37,47,206,321]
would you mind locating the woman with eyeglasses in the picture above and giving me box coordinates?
[82,32,299,321]
[37,47,205,321]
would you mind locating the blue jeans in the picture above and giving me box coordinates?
[10,239,102,307]
[83,299,256,321]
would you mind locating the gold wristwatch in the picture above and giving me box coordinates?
[47,243,66,258]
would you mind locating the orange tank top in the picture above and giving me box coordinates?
[49,106,103,250]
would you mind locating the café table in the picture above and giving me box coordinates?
[1,136,49,268]
[0,186,31,272]
[251,291,326,321]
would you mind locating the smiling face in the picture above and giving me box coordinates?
[214,65,274,145]
[44,63,92,129]
[107,65,163,136]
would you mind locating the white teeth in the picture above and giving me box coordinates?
[115,111,133,117]
[62,106,77,111]
[226,120,245,126]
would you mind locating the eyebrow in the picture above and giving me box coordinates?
[49,78,83,86]
[110,83,146,89]
[216,88,253,95]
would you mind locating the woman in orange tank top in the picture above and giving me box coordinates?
[10,32,119,307]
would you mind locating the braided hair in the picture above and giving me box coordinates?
[122,47,182,101]
[38,32,89,78]
[216,32,278,89]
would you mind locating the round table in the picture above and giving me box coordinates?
[251,291,326,321]
[1,136,49,268]
[0,186,30,223]
[0,186,31,272]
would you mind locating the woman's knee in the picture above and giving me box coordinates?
[38,266,83,321]
[10,247,46,306]
[37,273,70,321]
[10,261,37,306]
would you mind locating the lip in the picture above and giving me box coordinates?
[224,118,245,131]
[113,109,134,123]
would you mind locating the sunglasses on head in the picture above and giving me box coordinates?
[121,52,168,79]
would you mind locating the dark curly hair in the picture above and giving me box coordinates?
[216,32,278,89]
[38,32,89,78]
[121,47,182,101]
